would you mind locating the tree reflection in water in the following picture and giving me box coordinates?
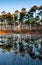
[0,45,42,65]
[0,39,42,65]
[0,44,13,52]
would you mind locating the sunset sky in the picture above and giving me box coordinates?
[0,0,42,13]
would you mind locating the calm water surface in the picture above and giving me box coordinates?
[0,48,42,65]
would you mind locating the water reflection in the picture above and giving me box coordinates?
[0,45,42,65]
[0,34,42,65]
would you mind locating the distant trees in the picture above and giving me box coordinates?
[25,5,42,26]
[38,5,42,25]
[5,12,13,25]
[14,10,19,25]
[0,5,42,26]
[19,8,26,24]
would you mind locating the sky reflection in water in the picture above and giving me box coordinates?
[0,48,42,65]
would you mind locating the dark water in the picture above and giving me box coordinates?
[0,48,42,65]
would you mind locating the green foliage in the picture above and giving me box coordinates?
[0,5,42,26]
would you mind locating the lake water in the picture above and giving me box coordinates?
[0,33,42,65]
[0,48,42,65]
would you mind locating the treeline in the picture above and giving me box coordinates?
[0,5,42,26]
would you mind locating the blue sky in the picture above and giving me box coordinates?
[0,0,42,13]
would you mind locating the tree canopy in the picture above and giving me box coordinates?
[0,5,42,26]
